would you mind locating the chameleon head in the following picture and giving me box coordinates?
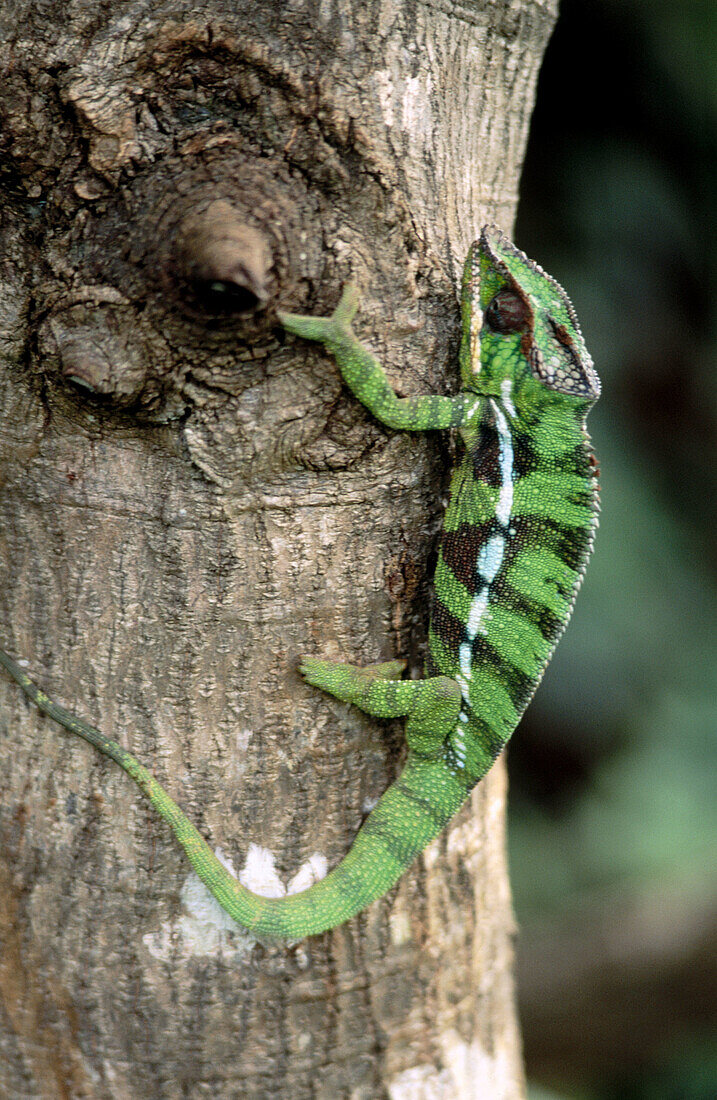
[459,226,601,409]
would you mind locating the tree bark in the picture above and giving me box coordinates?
[0,2,557,1097]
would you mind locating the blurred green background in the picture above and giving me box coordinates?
[510,1,717,1096]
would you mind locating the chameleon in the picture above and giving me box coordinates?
[0,226,600,939]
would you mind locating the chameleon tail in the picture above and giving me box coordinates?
[0,650,466,938]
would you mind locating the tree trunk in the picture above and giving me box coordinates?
[0,2,557,1097]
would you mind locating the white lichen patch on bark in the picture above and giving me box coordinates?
[287,852,329,894]
[445,818,485,877]
[143,848,254,961]
[389,896,414,947]
[238,843,289,897]
[240,843,327,896]
[142,845,328,960]
[388,1030,515,1100]
[373,64,434,141]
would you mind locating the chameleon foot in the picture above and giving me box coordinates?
[277,284,360,345]
[299,657,407,701]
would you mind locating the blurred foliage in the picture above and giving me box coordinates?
[510,0,716,1095]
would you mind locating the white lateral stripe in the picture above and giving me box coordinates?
[466,588,490,640]
[501,378,516,418]
[476,534,505,586]
[491,399,515,527]
[456,399,516,701]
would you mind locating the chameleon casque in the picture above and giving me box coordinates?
[0,227,600,939]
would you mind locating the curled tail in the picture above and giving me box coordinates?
[0,650,467,938]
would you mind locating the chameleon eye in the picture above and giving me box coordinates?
[484,290,529,334]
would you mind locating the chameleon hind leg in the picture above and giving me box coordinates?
[300,657,461,756]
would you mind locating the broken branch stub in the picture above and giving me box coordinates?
[173,201,273,315]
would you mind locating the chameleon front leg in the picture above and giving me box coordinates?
[278,288,472,431]
[300,656,462,756]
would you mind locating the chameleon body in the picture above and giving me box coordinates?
[0,227,600,939]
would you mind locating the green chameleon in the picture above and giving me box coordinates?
[0,227,600,939]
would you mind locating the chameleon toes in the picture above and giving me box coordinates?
[298,657,407,695]
[298,656,335,688]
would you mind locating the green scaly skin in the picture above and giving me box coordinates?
[0,227,600,939]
